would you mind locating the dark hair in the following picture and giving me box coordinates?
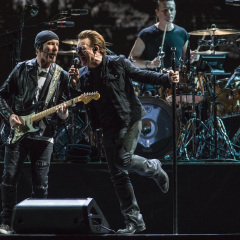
[155,0,175,9]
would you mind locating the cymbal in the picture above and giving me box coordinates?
[62,39,78,45]
[189,28,240,36]
[196,50,229,55]
[62,39,113,46]
[58,50,77,55]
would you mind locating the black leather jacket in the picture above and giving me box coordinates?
[76,55,171,130]
[0,58,69,138]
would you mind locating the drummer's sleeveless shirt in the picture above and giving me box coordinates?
[138,24,189,68]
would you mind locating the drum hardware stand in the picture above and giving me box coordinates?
[53,107,92,161]
[177,58,186,123]
[178,117,209,160]
[177,73,207,160]
[185,70,237,160]
[209,24,219,158]
[232,128,240,160]
[178,115,236,160]
[196,116,236,159]
[207,70,237,159]
[193,65,237,159]
[171,47,178,234]
[198,24,232,159]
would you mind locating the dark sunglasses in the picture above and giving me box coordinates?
[75,47,86,54]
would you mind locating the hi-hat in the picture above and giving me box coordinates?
[58,50,77,55]
[189,28,240,36]
[196,50,229,55]
[62,39,113,46]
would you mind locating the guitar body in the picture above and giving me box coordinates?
[2,92,100,146]
[7,112,40,146]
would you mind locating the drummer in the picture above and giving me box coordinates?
[129,0,198,97]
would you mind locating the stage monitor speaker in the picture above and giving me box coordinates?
[11,198,110,234]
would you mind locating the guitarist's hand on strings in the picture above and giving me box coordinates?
[56,103,69,120]
[168,70,179,84]
[9,114,22,129]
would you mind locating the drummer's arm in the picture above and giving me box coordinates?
[129,37,159,69]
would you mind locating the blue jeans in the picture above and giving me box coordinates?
[1,138,53,225]
[103,120,146,227]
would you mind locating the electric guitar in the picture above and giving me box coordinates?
[4,92,100,146]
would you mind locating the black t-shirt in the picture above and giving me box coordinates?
[89,64,124,130]
[138,24,189,68]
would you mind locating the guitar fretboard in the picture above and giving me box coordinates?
[31,92,100,122]
[32,96,81,122]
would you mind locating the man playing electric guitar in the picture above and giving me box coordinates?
[0,30,69,234]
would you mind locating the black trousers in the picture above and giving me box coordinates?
[103,120,159,228]
[1,138,53,225]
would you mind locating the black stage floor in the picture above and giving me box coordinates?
[1,233,240,240]
[0,160,240,239]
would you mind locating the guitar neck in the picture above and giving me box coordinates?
[32,96,80,122]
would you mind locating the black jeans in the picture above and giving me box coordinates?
[0,138,53,225]
[103,120,146,228]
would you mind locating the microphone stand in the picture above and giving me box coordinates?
[171,47,178,234]
[0,5,38,69]
[15,6,26,65]
[210,26,218,158]
[67,58,79,144]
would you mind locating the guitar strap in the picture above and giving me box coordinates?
[44,64,62,108]
[38,64,55,103]
[39,64,62,135]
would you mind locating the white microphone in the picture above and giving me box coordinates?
[44,21,75,28]
[60,9,89,16]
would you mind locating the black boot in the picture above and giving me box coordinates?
[130,157,169,193]
[117,223,146,234]
[149,159,169,193]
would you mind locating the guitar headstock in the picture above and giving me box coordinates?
[80,92,100,104]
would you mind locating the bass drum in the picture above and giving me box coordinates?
[135,97,180,159]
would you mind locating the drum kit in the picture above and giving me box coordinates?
[135,26,240,161]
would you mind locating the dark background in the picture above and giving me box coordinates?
[1,1,240,234]
[0,0,240,84]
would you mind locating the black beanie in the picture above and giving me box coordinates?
[34,30,59,48]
